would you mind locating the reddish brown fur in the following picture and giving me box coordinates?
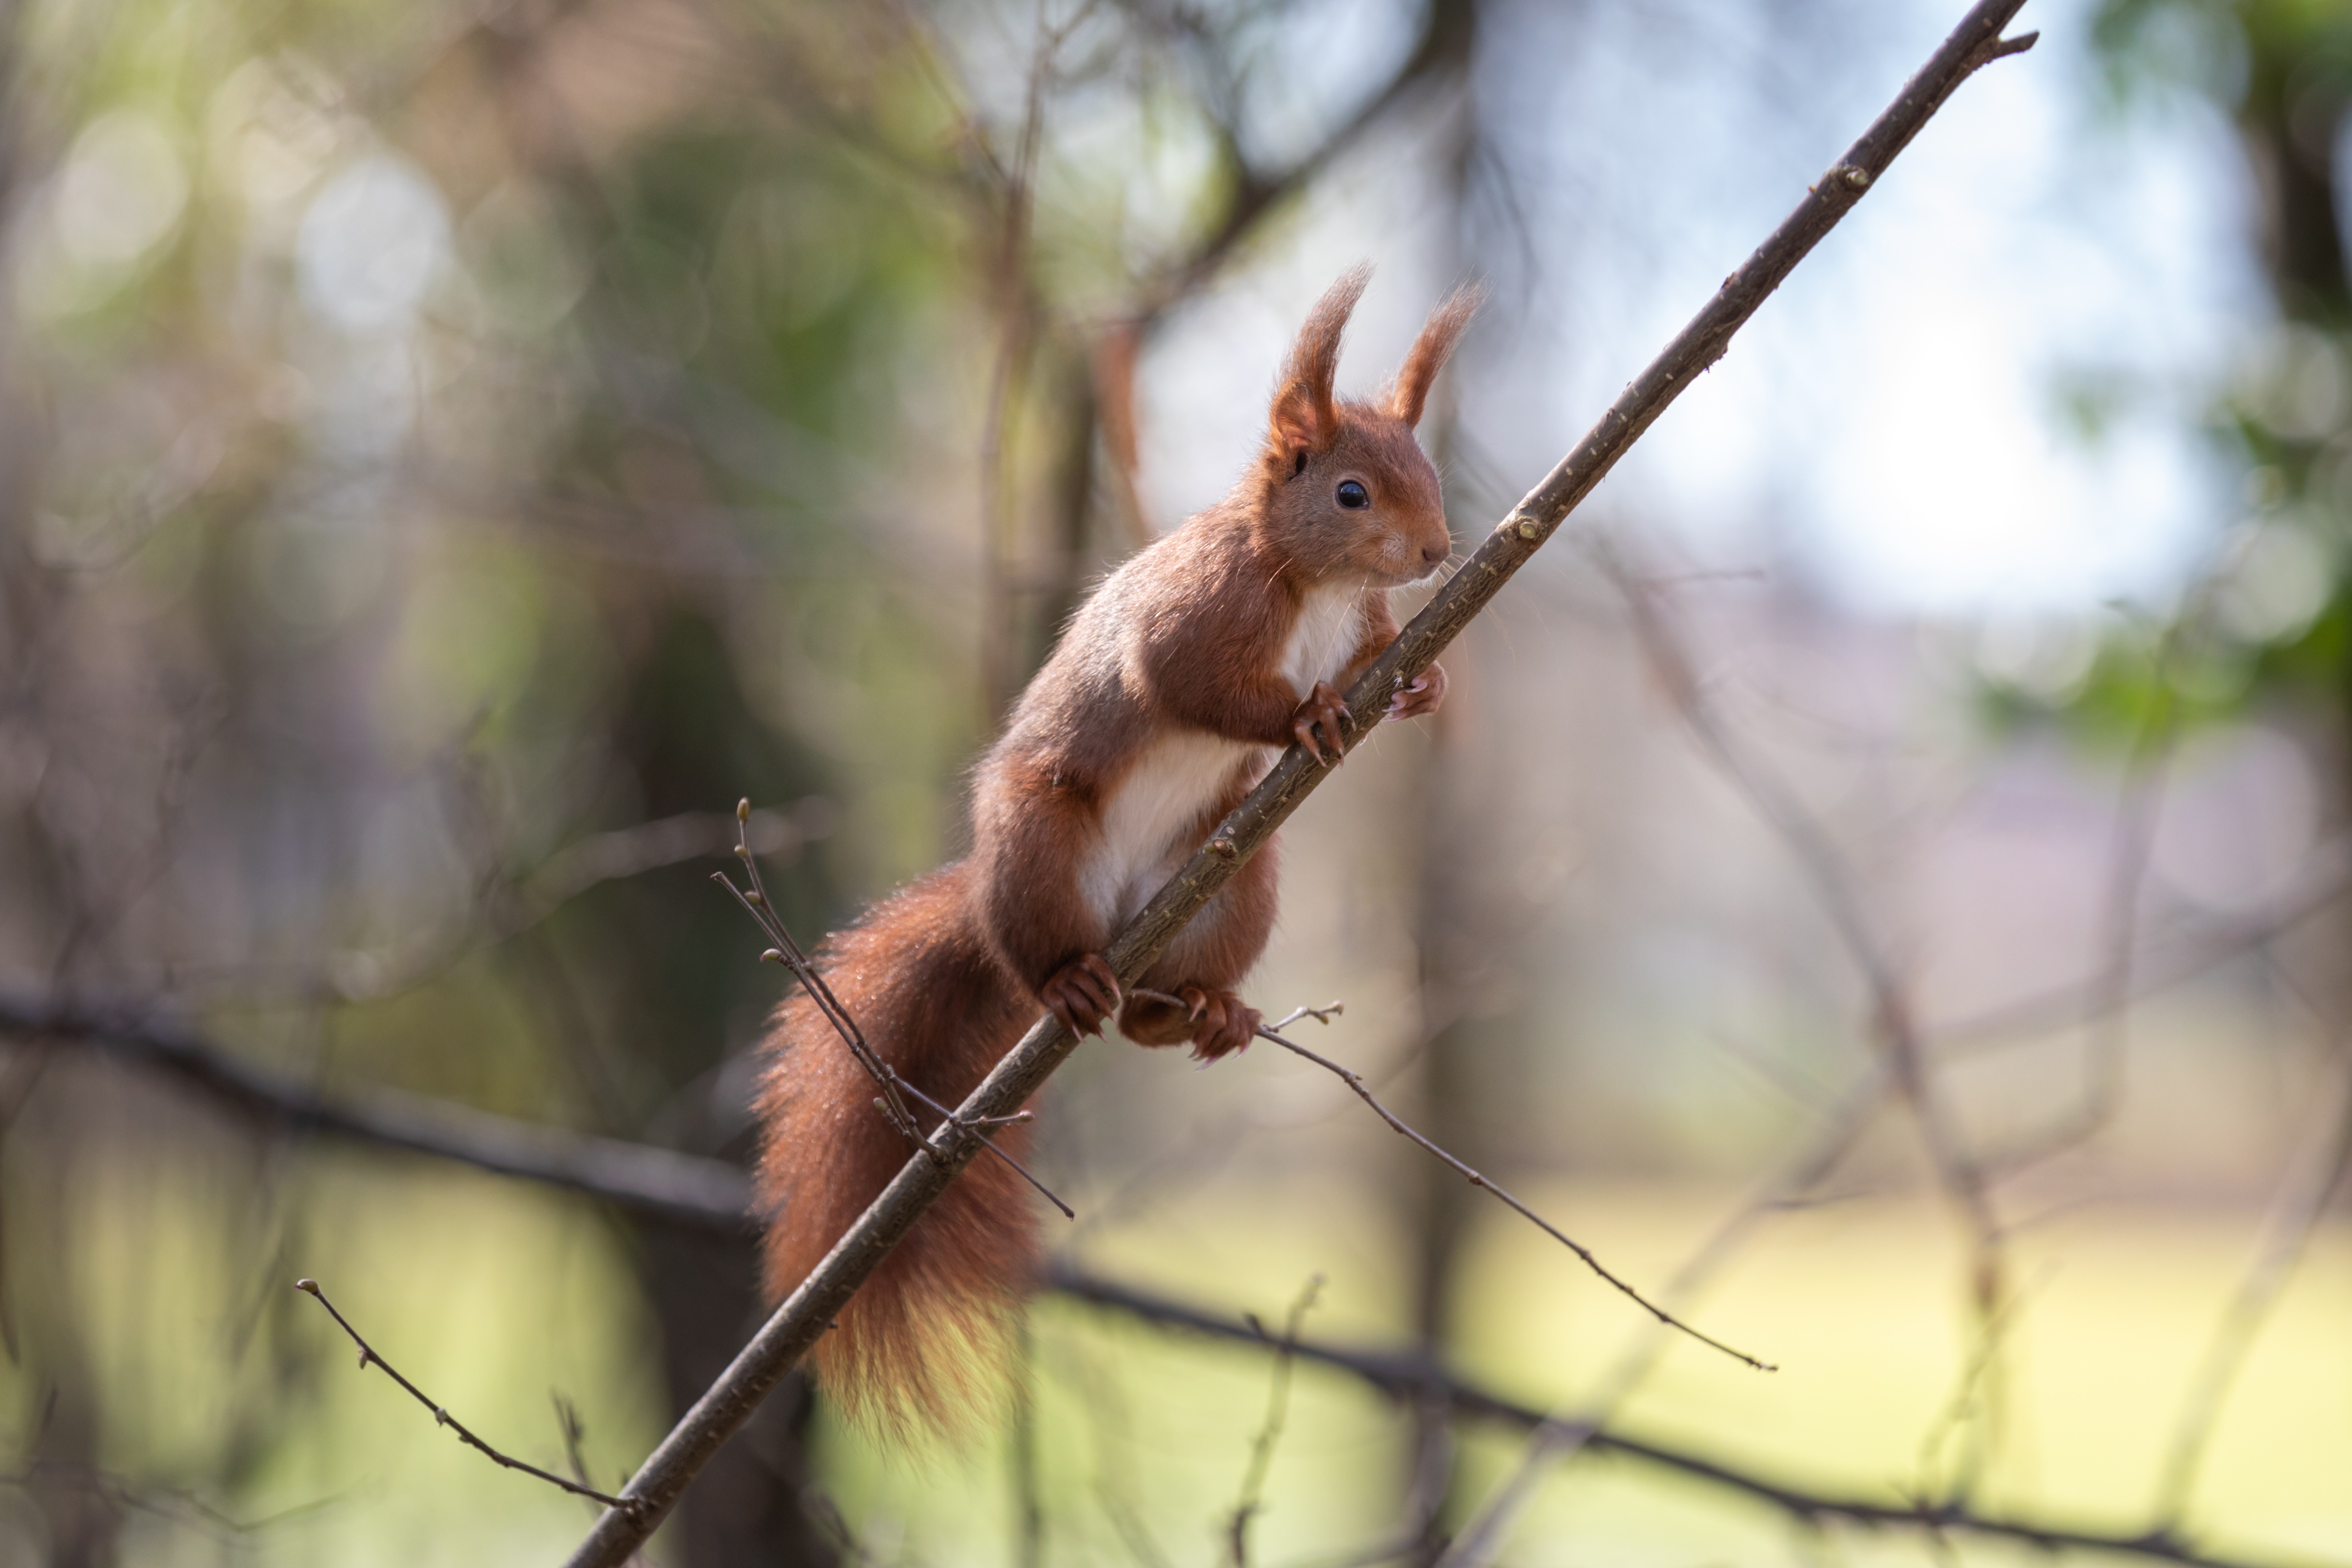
[1386,283,1483,427]
[754,269,1476,1436]
[752,864,1036,1436]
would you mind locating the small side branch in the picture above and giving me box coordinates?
[1226,1275,1323,1567]
[714,800,1069,1218]
[1165,992,1771,1374]
[2151,1044,2352,1523]
[1213,992,1768,1372]
[293,1279,639,1518]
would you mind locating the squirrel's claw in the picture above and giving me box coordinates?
[1386,662,1448,722]
[1116,983,1260,1058]
[1290,681,1353,764]
[1042,953,1121,1037]
[1188,989,1261,1061]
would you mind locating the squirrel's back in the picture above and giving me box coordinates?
[751,862,1037,1434]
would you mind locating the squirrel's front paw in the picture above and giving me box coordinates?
[1386,661,1448,722]
[1290,681,1354,764]
[1041,954,1120,1038]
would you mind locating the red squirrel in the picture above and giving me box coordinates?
[753,267,1476,1431]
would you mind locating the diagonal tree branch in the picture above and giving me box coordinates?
[560,5,2040,1559]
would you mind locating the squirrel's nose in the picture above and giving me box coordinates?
[1420,539,1448,569]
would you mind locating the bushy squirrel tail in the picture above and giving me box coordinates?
[752,862,1039,1437]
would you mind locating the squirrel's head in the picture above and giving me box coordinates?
[1255,265,1480,589]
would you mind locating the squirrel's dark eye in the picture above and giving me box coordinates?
[1336,480,1370,509]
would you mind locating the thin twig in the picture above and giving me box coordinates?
[1011,1311,1046,1568]
[292,1279,640,1517]
[1913,1264,2054,1508]
[1965,611,2201,1187]
[156,803,830,1008]
[1226,1275,1323,1568]
[1931,836,2352,1055]
[551,1395,599,1501]
[713,801,1070,1218]
[1450,1063,1896,1544]
[1132,989,1773,1372]
[2152,1042,2352,1524]
[1602,549,2004,1273]
[0,1459,339,1542]
[1124,0,1471,330]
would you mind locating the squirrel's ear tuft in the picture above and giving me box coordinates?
[1388,282,1483,428]
[1267,264,1371,468]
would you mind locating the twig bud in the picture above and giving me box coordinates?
[760,949,785,964]
[1842,165,1871,190]
[1515,517,1539,541]
[746,890,765,906]
[1209,837,1237,858]
[295,1278,319,1295]
[737,798,751,823]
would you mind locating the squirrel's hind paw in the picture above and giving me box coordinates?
[1181,986,1261,1061]
[1118,985,1260,1059]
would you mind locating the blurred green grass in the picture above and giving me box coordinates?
[825,1175,2352,1567]
[16,1153,2343,1565]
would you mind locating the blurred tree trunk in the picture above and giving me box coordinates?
[583,606,847,1567]
[16,1112,122,1568]
[1030,348,1102,681]
[0,7,119,1547]
[2233,12,2351,321]
[1400,8,1484,1553]
[2220,4,2352,961]
[1400,708,1493,1562]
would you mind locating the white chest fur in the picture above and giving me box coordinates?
[1080,727,1261,931]
[1279,582,1366,699]
[1076,581,1370,933]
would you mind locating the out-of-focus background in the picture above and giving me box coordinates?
[4,0,2350,1563]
